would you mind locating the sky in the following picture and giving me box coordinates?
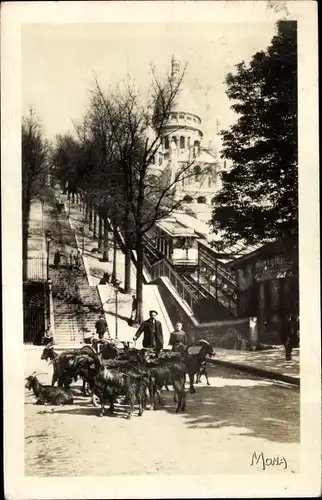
[22,22,277,148]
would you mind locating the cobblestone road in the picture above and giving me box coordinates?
[25,359,300,476]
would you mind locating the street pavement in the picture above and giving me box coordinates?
[25,348,299,476]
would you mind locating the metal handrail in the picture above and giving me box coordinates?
[147,257,199,312]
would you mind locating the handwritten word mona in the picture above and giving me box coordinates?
[250,451,287,470]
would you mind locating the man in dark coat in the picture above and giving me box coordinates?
[53,249,61,269]
[133,310,164,355]
[95,314,109,340]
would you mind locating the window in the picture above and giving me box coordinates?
[151,156,155,165]
[183,194,193,203]
[187,116,191,121]
[208,177,212,187]
[180,136,185,149]
[179,114,184,120]
[171,113,177,120]
[172,136,177,145]
[164,136,169,149]
[197,196,206,204]
[187,137,191,148]
[158,155,162,166]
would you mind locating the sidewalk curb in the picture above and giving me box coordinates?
[207,357,300,386]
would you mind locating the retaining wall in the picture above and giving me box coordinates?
[152,276,250,347]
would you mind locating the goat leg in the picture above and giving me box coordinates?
[51,373,57,387]
[205,369,210,386]
[157,388,163,406]
[180,390,186,412]
[189,374,196,394]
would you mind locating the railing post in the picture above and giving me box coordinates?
[47,278,55,340]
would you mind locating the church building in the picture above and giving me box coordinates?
[149,56,224,221]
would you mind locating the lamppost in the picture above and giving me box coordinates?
[81,225,85,254]
[45,230,52,280]
[40,198,44,229]
[114,278,121,340]
[47,278,54,340]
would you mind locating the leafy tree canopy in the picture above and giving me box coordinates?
[209,21,297,251]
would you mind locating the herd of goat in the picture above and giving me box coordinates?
[25,339,215,419]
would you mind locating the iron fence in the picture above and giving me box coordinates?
[26,256,47,282]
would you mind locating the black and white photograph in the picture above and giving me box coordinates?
[2,1,320,498]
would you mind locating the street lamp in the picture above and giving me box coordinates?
[114,278,121,340]
[40,198,44,229]
[45,230,52,280]
[81,225,85,254]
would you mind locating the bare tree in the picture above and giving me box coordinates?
[90,66,203,324]
[22,108,50,281]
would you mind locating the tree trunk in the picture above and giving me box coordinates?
[102,217,110,262]
[124,208,131,294]
[93,209,97,239]
[134,233,144,325]
[98,216,103,252]
[88,203,93,231]
[111,222,117,284]
[72,192,75,203]
[85,199,89,223]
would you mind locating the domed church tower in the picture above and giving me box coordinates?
[161,56,203,164]
[153,56,220,217]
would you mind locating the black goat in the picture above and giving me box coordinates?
[183,339,214,393]
[41,343,98,394]
[195,360,210,385]
[72,354,149,418]
[147,356,187,412]
[91,364,149,419]
[114,347,187,412]
[159,340,214,393]
[25,372,73,405]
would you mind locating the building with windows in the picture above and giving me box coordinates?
[150,56,224,219]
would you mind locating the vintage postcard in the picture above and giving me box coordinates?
[2,1,320,498]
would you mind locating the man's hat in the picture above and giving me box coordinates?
[149,310,158,315]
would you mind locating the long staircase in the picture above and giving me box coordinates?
[44,197,103,347]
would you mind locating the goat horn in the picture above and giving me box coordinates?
[34,372,48,377]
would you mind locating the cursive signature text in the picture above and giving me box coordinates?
[250,451,287,470]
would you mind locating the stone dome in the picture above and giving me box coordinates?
[171,85,200,119]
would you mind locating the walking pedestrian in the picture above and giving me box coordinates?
[95,314,110,340]
[53,249,61,269]
[74,250,81,270]
[99,272,110,284]
[69,250,74,270]
[133,310,164,355]
[169,322,189,353]
[130,295,138,321]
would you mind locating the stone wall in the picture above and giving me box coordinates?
[152,277,251,348]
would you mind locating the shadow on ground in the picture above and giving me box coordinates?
[159,371,300,444]
[26,367,299,444]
